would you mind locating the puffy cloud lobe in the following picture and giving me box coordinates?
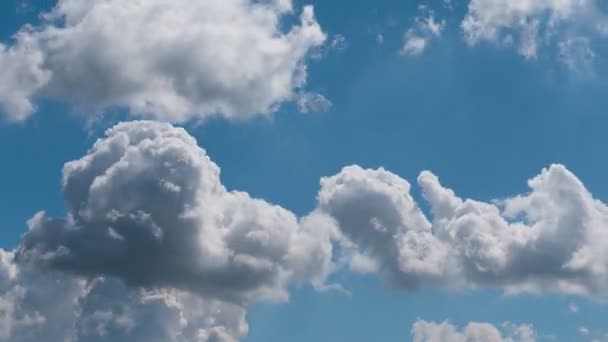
[0,40,50,121]
[318,164,608,295]
[0,0,326,122]
[0,250,247,342]
[17,121,333,304]
[411,320,536,342]
[462,0,608,60]
[317,166,452,289]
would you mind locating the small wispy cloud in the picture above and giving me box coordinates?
[401,7,445,57]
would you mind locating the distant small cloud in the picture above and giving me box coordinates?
[401,35,428,56]
[297,92,332,113]
[311,33,348,59]
[462,0,607,66]
[559,37,595,73]
[330,34,348,51]
[16,1,33,14]
[400,10,445,57]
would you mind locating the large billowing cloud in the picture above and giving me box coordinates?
[462,0,608,60]
[3,120,336,341]
[0,0,326,122]
[318,164,608,296]
[411,320,536,342]
[7,120,608,340]
[16,120,334,304]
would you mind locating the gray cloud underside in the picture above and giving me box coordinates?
[1,250,247,342]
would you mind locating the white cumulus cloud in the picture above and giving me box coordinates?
[0,0,327,122]
[0,41,50,121]
[2,120,339,341]
[17,120,334,304]
[317,163,608,296]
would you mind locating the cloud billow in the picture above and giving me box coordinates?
[3,120,336,341]
[17,121,333,304]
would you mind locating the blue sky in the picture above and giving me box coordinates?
[2,0,608,341]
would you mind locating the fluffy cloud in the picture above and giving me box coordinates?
[462,0,608,60]
[8,120,608,340]
[3,120,339,341]
[17,120,334,304]
[411,320,536,342]
[0,41,50,121]
[317,163,608,295]
[0,0,326,122]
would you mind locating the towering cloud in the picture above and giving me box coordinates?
[0,0,326,122]
[17,121,334,303]
[3,120,336,341]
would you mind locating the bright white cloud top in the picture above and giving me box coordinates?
[0,0,326,122]
[2,120,608,340]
